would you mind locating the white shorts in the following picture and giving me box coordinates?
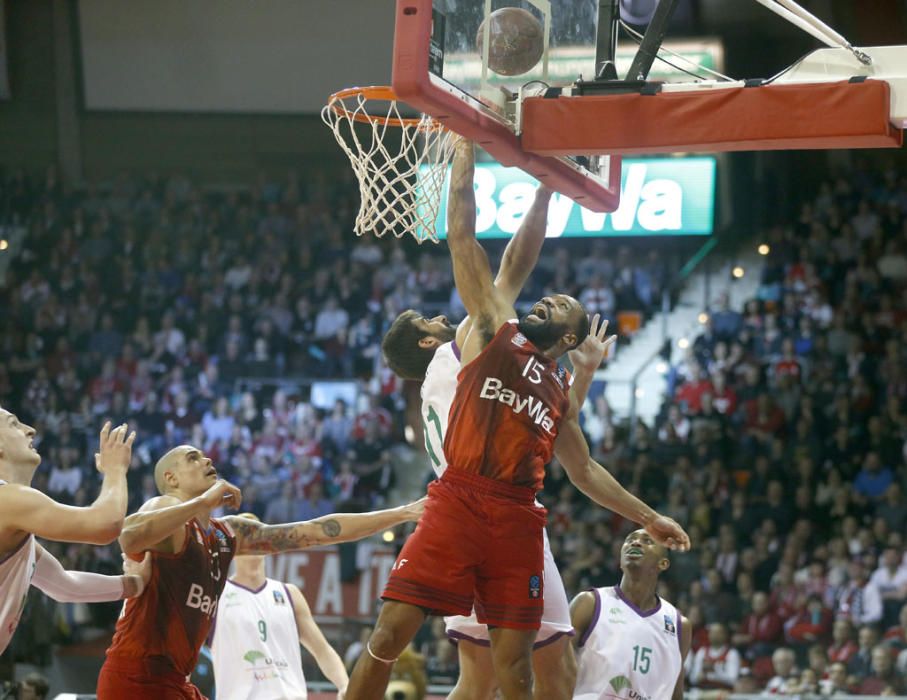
[445,528,574,648]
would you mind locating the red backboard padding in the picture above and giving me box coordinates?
[521,79,902,155]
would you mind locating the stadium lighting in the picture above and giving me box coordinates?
[732,266,745,278]
[656,361,669,375]
[0,239,7,251]
[698,312,709,324]
[382,531,395,543]
[758,243,770,255]
[677,338,689,349]
[634,388,645,399]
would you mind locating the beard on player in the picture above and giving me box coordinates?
[517,312,571,353]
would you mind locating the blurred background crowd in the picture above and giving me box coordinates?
[2,159,907,695]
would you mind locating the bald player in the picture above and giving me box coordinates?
[0,412,151,656]
[348,140,689,700]
[96,444,424,699]
[571,529,691,700]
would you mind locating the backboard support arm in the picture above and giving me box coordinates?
[625,0,681,81]
[594,0,620,80]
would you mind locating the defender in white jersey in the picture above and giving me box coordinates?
[210,513,348,699]
[571,529,692,700]
[0,412,150,656]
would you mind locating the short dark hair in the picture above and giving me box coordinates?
[382,310,436,381]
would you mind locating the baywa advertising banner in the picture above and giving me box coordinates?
[425,157,716,239]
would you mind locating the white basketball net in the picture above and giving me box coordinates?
[322,89,457,244]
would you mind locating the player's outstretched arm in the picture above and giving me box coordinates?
[287,583,349,698]
[118,479,242,554]
[554,401,690,551]
[31,543,151,602]
[672,615,692,700]
[494,185,553,305]
[0,423,134,545]
[226,498,425,555]
[446,140,514,359]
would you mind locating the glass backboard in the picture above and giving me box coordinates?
[431,0,599,121]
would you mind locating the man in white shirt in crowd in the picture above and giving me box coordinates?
[838,560,883,626]
[688,622,741,692]
[762,647,797,695]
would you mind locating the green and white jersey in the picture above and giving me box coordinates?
[420,341,460,477]
[574,586,683,700]
[210,578,306,700]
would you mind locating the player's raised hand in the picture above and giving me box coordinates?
[95,421,136,476]
[122,552,152,597]
[644,514,691,552]
[568,314,617,374]
[201,479,243,511]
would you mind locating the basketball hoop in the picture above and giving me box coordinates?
[322,86,457,244]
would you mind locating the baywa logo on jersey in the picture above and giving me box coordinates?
[528,575,541,599]
[664,614,676,635]
[479,377,555,434]
[609,675,652,700]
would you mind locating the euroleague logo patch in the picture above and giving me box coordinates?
[528,575,542,599]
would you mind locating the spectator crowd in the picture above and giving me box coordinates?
[0,166,667,682]
[4,158,907,695]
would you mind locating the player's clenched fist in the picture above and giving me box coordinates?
[95,421,136,476]
[201,479,243,510]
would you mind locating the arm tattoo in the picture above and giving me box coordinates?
[320,519,341,538]
[229,516,341,554]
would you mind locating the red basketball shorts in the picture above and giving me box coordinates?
[383,469,547,630]
[97,657,207,700]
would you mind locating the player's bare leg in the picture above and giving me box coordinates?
[448,641,497,700]
[488,627,536,700]
[531,636,576,700]
[347,600,426,700]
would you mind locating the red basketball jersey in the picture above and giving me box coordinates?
[105,518,236,677]
[444,321,571,491]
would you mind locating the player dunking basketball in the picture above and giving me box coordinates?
[97,444,424,699]
[0,414,151,656]
[381,184,609,699]
[347,140,689,700]
[571,529,691,700]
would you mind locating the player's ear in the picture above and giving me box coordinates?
[658,557,671,573]
[418,336,442,349]
[562,331,578,349]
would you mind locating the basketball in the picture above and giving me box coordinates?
[476,7,545,77]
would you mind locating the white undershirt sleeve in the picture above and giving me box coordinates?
[31,546,126,603]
